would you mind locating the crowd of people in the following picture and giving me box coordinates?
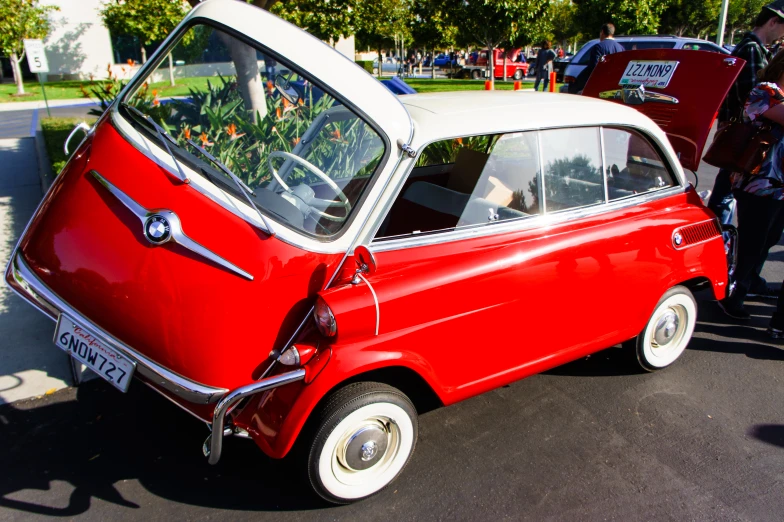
[706,0,784,337]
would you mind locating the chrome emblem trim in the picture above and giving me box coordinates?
[91,170,254,281]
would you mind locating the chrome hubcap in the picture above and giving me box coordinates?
[653,311,679,346]
[651,305,687,350]
[338,421,392,471]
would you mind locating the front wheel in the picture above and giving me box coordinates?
[471,69,481,80]
[633,285,697,371]
[306,382,418,504]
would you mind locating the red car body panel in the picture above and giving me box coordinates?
[233,187,727,458]
[582,49,744,171]
[473,48,529,78]
[15,121,342,394]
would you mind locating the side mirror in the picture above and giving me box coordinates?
[351,245,377,284]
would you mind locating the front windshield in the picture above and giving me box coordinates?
[122,23,385,238]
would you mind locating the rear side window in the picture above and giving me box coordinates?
[603,128,675,200]
[540,128,604,212]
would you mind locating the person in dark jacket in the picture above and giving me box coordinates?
[573,23,625,94]
[709,1,784,303]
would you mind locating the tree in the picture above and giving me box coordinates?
[660,0,722,37]
[726,0,767,44]
[0,0,58,95]
[100,0,190,86]
[548,0,582,51]
[444,0,551,89]
[410,0,457,79]
[271,0,356,43]
[573,0,667,36]
[355,0,410,78]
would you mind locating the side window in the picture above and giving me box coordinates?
[695,43,721,53]
[603,127,676,200]
[375,132,541,239]
[629,42,677,50]
[540,127,604,212]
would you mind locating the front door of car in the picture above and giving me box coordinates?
[582,49,743,170]
[360,127,681,402]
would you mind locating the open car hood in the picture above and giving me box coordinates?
[582,49,743,171]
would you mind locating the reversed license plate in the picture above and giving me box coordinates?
[619,60,679,89]
[54,315,136,392]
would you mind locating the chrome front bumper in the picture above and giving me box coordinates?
[6,253,307,464]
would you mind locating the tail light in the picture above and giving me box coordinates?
[313,297,337,337]
[564,75,575,83]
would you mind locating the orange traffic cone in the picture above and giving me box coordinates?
[549,72,556,92]
[513,81,521,91]
[484,80,492,90]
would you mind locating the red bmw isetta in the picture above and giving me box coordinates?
[6,0,739,504]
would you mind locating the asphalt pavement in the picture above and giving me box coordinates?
[0,103,782,521]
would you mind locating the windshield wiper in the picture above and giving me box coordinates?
[120,102,190,184]
[186,138,275,236]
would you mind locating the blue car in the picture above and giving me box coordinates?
[432,53,457,67]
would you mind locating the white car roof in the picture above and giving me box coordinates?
[401,91,663,143]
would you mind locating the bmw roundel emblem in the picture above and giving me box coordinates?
[144,215,171,244]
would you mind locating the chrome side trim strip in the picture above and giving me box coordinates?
[371,185,686,253]
[207,368,306,464]
[357,273,379,336]
[7,253,229,404]
[91,170,253,281]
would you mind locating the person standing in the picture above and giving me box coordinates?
[534,41,556,91]
[719,52,784,322]
[709,1,784,298]
[710,3,784,223]
[573,23,625,94]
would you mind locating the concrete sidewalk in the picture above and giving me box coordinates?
[0,137,71,404]
[0,98,96,112]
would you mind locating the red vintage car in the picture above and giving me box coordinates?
[5,0,738,504]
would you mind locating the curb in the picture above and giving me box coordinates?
[33,119,55,193]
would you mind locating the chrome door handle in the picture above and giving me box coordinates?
[64,121,92,155]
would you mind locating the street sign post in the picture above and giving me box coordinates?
[23,39,51,117]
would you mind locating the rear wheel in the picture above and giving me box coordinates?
[306,382,418,504]
[471,69,481,80]
[513,69,524,80]
[633,286,697,371]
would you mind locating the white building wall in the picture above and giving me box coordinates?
[43,0,114,80]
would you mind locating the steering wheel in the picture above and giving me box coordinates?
[267,150,351,222]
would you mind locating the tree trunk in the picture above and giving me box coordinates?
[378,47,383,79]
[141,45,147,64]
[488,44,495,89]
[503,51,507,82]
[167,52,176,87]
[11,52,25,95]
[226,37,267,121]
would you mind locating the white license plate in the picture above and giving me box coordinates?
[619,60,679,89]
[54,315,136,392]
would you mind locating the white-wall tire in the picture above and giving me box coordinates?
[635,286,697,371]
[306,382,417,504]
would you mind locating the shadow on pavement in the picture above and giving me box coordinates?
[0,380,326,517]
[749,424,784,449]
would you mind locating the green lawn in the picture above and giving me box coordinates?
[41,117,96,173]
[0,80,97,103]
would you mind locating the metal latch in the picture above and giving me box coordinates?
[397,139,417,159]
[599,85,679,105]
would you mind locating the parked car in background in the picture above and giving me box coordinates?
[433,53,459,68]
[454,48,528,79]
[562,35,729,93]
[553,55,572,82]
[6,1,739,505]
